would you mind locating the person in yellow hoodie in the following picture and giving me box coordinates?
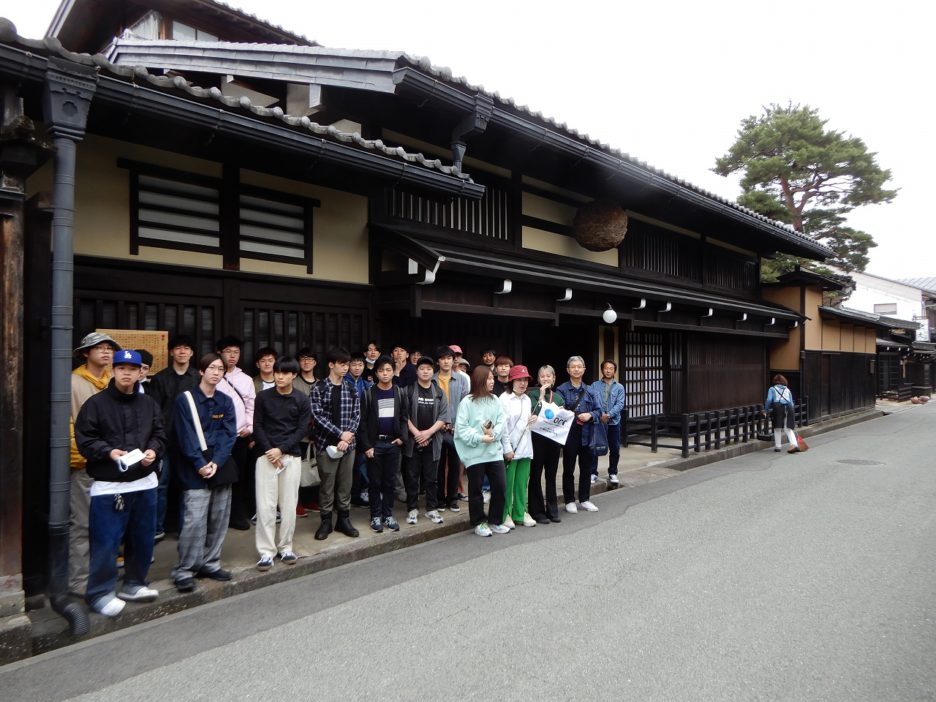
[69,332,120,596]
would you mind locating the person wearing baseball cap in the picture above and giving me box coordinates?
[68,331,121,598]
[499,365,537,528]
[74,348,167,616]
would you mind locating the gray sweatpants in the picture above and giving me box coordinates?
[172,485,232,581]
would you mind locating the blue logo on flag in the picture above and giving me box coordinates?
[544,408,554,420]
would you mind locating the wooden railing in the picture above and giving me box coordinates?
[622,397,809,459]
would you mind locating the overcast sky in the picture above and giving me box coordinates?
[4,0,933,280]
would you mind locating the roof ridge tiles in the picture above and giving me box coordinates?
[98,35,837,249]
[0,19,469,181]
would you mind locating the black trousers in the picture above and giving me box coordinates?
[405,448,439,512]
[228,435,255,523]
[467,460,506,527]
[436,431,461,506]
[529,432,561,517]
[367,441,401,519]
[562,423,593,504]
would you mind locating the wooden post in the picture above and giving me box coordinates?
[0,81,51,659]
[0,192,25,626]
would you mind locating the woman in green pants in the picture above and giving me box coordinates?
[498,365,538,528]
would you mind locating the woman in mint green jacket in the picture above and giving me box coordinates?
[455,366,507,537]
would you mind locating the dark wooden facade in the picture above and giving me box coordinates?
[0,1,840,614]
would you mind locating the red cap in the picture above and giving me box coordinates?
[448,344,463,354]
[507,364,532,382]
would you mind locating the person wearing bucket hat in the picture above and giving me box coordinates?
[68,331,121,597]
[499,365,538,528]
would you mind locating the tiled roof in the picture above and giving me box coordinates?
[104,36,827,255]
[393,53,823,250]
[822,305,919,330]
[0,19,470,182]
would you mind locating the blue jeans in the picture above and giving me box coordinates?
[590,422,622,477]
[86,488,156,607]
[607,423,621,475]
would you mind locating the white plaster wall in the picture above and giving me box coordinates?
[846,271,928,341]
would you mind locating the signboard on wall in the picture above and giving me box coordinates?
[97,329,169,373]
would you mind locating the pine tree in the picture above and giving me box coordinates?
[714,103,896,278]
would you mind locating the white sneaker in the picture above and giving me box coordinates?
[491,523,511,534]
[504,515,516,530]
[565,502,578,514]
[609,474,620,485]
[590,474,598,484]
[427,510,443,524]
[93,596,125,617]
[579,500,599,512]
[117,585,158,603]
[407,509,418,525]
[474,522,492,537]
[522,512,537,527]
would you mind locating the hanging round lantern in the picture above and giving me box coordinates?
[573,199,628,252]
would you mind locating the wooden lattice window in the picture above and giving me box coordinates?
[384,179,512,242]
[622,331,665,418]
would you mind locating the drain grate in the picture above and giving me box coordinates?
[837,459,885,466]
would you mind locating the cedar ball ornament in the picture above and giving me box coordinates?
[573,199,628,252]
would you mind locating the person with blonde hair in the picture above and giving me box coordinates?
[527,364,565,524]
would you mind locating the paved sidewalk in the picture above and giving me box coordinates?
[20,404,896,657]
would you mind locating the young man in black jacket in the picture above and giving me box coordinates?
[357,356,406,533]
[75,350,167,617]
[148,334,200,540]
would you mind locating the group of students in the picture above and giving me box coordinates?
[68,332,632,618]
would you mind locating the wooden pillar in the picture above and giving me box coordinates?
[0,81,51,661]
[0,190,25,624]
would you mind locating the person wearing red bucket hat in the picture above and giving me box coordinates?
[499,365,538,528]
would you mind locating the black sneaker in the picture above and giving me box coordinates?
[370,516,384,533]
[196,567,232,581]
[175,576,196,593]
[447,501,460,512]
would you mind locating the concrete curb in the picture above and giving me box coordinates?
[12,406,888,661]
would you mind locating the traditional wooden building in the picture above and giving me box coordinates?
[762,268,923,421]
[0,0,837,632]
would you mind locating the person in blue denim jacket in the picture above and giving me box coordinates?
[765,374,798,453]
[590,359,626,485]
[556,356,603,513]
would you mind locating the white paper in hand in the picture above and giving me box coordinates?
[116,448,146,472]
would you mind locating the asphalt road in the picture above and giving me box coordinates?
[4,405,935,701]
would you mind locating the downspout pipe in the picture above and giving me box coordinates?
[42,57,97,636]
